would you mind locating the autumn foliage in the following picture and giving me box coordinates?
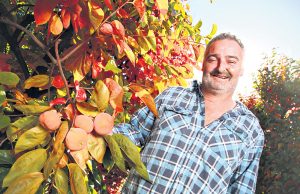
[0,0,217,193]
[241,51,300,193]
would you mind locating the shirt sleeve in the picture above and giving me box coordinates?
[112,88,169,147]
[226,131,265,194]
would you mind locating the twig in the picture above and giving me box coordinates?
[0,16,57,64]
[60,0,130,63]
[0,137,8,147]
[54,40,70,100]
[47,64,56,102]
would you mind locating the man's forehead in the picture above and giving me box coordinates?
[205,39,244,57]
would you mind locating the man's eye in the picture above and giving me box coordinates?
[207,58,217,62]
[228,61,237,64]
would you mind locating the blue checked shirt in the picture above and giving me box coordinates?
[113,83,265,194]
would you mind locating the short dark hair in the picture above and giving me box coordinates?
[206,33,244,51]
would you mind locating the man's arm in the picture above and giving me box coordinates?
[113,88,170,147]
[226,132,265,194]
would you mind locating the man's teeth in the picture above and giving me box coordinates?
[214,75,228,79]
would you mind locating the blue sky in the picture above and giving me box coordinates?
[187,0,300,95]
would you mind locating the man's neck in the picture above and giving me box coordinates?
[201,89,235,105]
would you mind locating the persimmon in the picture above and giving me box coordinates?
[74,115,94,133]
[39,110,61,132]
[65,127,88,151]
[94,113,114,136]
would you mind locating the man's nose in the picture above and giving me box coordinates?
[217,60,228,72]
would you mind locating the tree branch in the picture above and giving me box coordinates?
[55,40,70,100]
[0,16,57,65]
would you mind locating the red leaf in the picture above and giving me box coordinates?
[62,104,75,120]
[92,61,102,79]
[60,0,79,7]
[104,78,124,114]
[52,75,65,89]
[104,0,114,10]
[116,8,129,18]
[50,97,67,107]
[74,81,87,102]
[0,54,12,72]
[76,88,87,102]
[129,83,158,117]
[61,9,71,29]
[34,0,57,25]
[133,0,146,18]
[99,23,113,35]
[68,4,83,33]
[49,14,63,35]
[111,20,125,39]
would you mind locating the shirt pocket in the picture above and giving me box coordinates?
[203,119,248,168]
[156,105,194,138]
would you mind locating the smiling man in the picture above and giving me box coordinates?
[114,33,265,194]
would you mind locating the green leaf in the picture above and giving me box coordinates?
[0,72,20,87]
[0,168,9,184]
[194,20,202,30]
[13,105,51,115]
[113,134,150,181]
[0,150,14,165]
[104,135,126,172]
[90,80,110,112]
[2,149,47,187]
[12,115,39,129]
[104,59,122,74]
[4,172,44,194]
[6,116,39,142]
[24,75,50,89]
[55,168,69,194]
[102,149,114,172]
[43,142,65,179]
[87,134,106,163]
[15,125,50,154]
[0,115,10,130]
[0,85,6,105]
[68,163,88,194]
[209,23,218,36]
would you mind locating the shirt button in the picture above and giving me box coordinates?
[178,173,183,179]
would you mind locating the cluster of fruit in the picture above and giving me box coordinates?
[39,110,114,151]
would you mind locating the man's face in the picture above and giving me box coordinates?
[202,39,244,95]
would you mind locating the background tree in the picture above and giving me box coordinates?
[0,0,217,193]
[241,50,300,194]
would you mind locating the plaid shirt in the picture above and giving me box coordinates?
[113,83,265,194]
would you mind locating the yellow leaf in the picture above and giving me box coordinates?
[68,163,88,194]
[90,80,110,112]
[24,75,50,89]
[70,148,89,170]
[76,102,100,117]
[87,134,106,163]
[4,172,44,194]
[50,14,63,35]
[127,36,139,49]
[14,125,50,154]
[3,149,47,187]
[88,1,104,33]
[53,121,68,152]
[155,0,168,16]
[129,84,158,117]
